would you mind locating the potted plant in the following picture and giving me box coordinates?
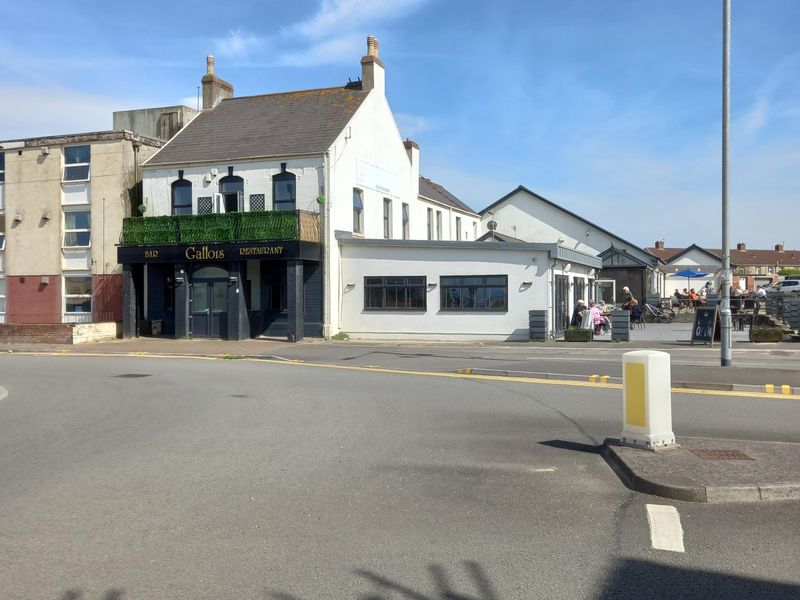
[564,326,593,342]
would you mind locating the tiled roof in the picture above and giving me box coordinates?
[647,246,800,267]
[145,86,369,166]
[418,176,477,215]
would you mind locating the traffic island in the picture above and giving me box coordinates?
[603,437,800,502]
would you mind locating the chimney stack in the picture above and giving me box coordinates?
[775,243,784,252]
[654,240,665,250]
[361,35,385,95]
[736,242,746,251]
[201,55,234,110]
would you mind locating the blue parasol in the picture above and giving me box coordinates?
[674,269,709,291]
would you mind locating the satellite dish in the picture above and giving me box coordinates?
[487,220,497,231]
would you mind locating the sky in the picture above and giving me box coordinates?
[1,0,798,250]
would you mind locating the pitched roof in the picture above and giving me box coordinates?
[145,86,369,166]
[481,185,660,264]
[418,176,477,215]
[476,230,526,242]
[646,245,800,267]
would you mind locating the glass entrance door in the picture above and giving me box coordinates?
[554,275,569,337]
[190,280,228,338]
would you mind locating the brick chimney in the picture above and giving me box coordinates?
[404,139,419,197]
[201,55,234,110]
[736,242,746,251]
[775,243,784,252]
[361,35,385,95]
[654,240,665,249]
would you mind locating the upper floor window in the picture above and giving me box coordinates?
[402,203,410,240]
[273,168,296,211]
[219,172,244,213]
[456,216,462,241]
[436,211,442,240]
[63,145,91,182]
[0,215,5,250]
[383,198,392,239]
[353,189,364,234]
[426,208,433,240]
[63,209,91,247]
[0,152,5,183]
[171,179,193,215]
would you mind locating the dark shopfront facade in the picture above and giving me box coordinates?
[118,240,322,341]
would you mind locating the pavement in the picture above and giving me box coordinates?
[603,437,800,503]
[2,332,800,507]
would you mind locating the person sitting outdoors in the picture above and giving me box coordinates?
[589,301,609,335]
[621,286,636,310]
[689,288,704,307]
[570,299,587,327]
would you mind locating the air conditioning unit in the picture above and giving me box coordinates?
[210,168,219,177]
[213,193,225,213]
[204,173,213,183]
[40,146,49,155]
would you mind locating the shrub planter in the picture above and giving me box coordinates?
[749,327,784,343]
[564,328,593,342]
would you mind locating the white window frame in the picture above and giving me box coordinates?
[63,208,91,248]
[436,211,442,240]
[63,145,91,183]
[0,277,6,319]
[402,203,410,240]
[383,198,392,239]
[455,216,462,241]
[353,188,364,235]
[0,214,5,250]
[63,274,92,317]
[427,208,433,240]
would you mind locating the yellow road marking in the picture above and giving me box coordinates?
[2,351,799,400]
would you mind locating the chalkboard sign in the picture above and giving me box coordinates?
[691,307,719,346]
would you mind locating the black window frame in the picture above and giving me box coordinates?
[219,174,244,213]
[439,275,508,312]
[364,276,427,311]
[0,152,5,183]
[171,178,193,215]
[272,170,296,211]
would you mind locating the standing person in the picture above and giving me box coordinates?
[570,299,587,327]
[621,286,636,310]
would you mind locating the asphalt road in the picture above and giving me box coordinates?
[0,355,798,600]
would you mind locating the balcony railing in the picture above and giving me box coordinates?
[121,210,320,245]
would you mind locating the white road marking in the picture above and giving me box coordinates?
[646,504,685,552]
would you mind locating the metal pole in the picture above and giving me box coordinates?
[720,0,733,366]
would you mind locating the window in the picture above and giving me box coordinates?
[171,179,192,215]
[273,169,296,211]
[440,275,508,311]
[264,274,287,312]
[63,145,90,182]
[455,216,462,241]
[0,278,6,316]
[219,174,244,213]
[0,215,5,250]
[364,276,426,310]
[473,222,477,239]
[0,152,5,182]
[353,189,364,234]
[436,211,442,240]
[63,210,91,247]
[249,194,265,211]
[64,276,92,314]
[402,203,410,240]
[427,208,433,240]
[383,198,392,239]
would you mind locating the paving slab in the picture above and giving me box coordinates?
[603,436,800,502]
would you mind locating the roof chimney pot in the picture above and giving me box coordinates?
[736,242,746,251]
[655,240,664,249]
[207,55,215,75]
[367,35,379,57]
[775,243,785,252]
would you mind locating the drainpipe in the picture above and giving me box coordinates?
[322,150,331,338]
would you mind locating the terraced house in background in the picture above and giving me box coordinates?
[0,131,163,326]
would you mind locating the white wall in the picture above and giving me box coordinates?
[142,157,324,216]
[417,198,481,241]
[483,189,653,262]
[339,243,587,340]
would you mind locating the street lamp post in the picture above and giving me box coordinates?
[720,0,733,366]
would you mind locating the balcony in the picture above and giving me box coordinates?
[121,210,320,245]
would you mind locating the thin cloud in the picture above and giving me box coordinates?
[288,0,429,39]
[213,29,265,59]
[278,35,363,67]
[395,113,444,138]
